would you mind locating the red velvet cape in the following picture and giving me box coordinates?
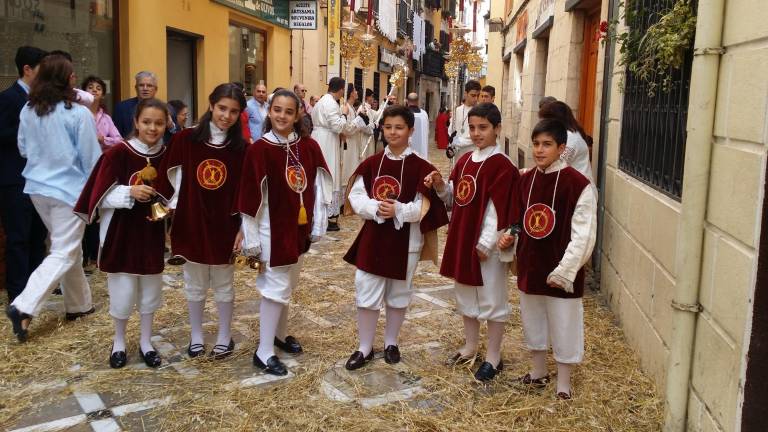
[236,135,330,267]
[74,141,166,274]
[344,151,449,280]
[155,128,244,265]
[511,166,590,298]
[439,151,519,286]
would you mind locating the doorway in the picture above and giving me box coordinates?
[166,29,199,126]
[577,10,600,138]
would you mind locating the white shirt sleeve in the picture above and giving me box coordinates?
[551,185,598,283]
[435,180,454,208]
[392,192,423,230]
[348,176,384,223]
[311,173,329,240]
[74,88,95,108]
[101,185,135,209]
[476,201,501,255]
[241,214,261,256]
[167,166,182,209]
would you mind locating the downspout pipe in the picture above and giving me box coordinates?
[592,0,619,273]
[664,0,726,430]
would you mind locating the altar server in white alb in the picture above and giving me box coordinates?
[341,84,373,185]
[238,90,332,376]
[405,92,430,160]
[311,77,359,232]
[447,80,481,160]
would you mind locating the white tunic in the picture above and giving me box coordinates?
[409,107,430,160]
[342,103,374,184]
[562,130,594,183]
[447,103,474,158]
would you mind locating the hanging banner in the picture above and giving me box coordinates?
[327,0,341,81]
[289,1,317,30]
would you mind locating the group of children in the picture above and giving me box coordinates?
[41,79,595,400]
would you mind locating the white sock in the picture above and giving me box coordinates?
[256,298,283,362]
[139,313,155,353]
[276,304,289,341]
[383,306,406,347]
[214,301,234,350]
[112,318,128,353]
[532,350,548,379]
[556,362,573,395]
[460,315,480,357]
[187,300,205,346]
[356,308,379,356]
[485,320,505,367]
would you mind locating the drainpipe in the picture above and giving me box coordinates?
[592,0,618,273]
[664,0,726,430]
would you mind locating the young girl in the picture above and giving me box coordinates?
[538,101,593,182]
[237,89,332,376]
[343,105,448,370]
[75,98,169,368]
[425,103,519,382]
[82,75,122,151]
[156,84,247,360]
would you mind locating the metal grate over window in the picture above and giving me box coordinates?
[618,0,696,200]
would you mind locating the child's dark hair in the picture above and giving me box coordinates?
[80,75,108,111]
[481,85,496,97]
[264,89,309,137]
[192,83,247,151]
[28,54,76,116]
[465,79,481,92]
[531,118,568,145]
[14,46,47,78]
[167,99,188,114]
[131,98,170,139]
[380,105,415,129]
[328,77,345,93]
[538,100,588,141]
[468,103,502,127]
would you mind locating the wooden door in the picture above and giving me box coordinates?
[578,11,600,137]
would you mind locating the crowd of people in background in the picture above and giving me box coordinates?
[1,44,596,400]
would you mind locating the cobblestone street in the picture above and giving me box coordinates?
[0,149,662,431]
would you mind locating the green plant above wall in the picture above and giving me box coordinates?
[599,0,697,97]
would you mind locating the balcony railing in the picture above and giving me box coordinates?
[422,49,444,78]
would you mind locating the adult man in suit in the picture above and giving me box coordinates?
[0,46,49,303]
[113,71,160,137]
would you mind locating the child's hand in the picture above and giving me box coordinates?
[377,199,398,219]
[130,185,156,202]
[546,274,574,293]
[477,248,488,261]
[424,170,445,190]
[233,230,244,253]
[498,234,515,250]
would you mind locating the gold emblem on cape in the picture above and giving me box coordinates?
[196,159,227,190]
[523,203,556,239]
[286,164,307,193]
[454,174,476,207]
[372,175,401,201]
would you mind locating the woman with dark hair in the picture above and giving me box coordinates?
[81,75,122,151]
[156,83,247,360]
[167,99,189,130]
[537,101,593,182]
[6,54,101,342]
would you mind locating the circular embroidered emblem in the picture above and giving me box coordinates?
[454,174,477,207]
[372,175,401,201]
[128,171,144,186]
[524,203,557,239]
[196,159,227,190]
[285,164,307,193]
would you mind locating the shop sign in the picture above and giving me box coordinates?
[327,0,341,80]
[212,0,289,28]
[378,47,399,73]
[289,1,317,30]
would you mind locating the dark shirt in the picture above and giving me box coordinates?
[0,82,28,185]
[113,97,139,137]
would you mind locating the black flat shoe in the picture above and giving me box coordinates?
[274,336,302,354]
[557,391,572,400]
[253,352,288,376]
[167,256,187,265]
[210,339,235,360]
[139,348,162,368]
[518,373,551,388]
[6,305,31,343]
[445,352,479,366]
[327,221,340,232]
[187,343,206,358]
[344,350,374,370]
[384,345,400,364]
[66,307,95,321]
[109,350,127,369]
[474,360,504,382]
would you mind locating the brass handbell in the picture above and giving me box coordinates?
[149,201,170,221]
[232,254,262,272]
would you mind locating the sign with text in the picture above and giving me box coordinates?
[289,1,317,30]
[327,0,341,80]
[211,0,289,28]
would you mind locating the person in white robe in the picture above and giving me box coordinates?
[406,92,430,160]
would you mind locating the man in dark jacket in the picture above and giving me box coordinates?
[0,46,48,302]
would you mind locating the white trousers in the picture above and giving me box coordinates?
[454,255,509,322]
[183,262,235,303]
[257,257,303,304]
[11,195,92,316]
[107,273,163,319]
[519,292,584,364]
[355,252,419,310]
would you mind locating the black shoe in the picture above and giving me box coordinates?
[139,348,162,368]
[52,287,63,295]
[557,391,572,400]
[384,345,400,364]
[344,350,374,370]
[6,306,31,343]
[187,343,206,358]
[327,221,340,232]
[109,350,127,369]
[167,255,187,266]
[253,352,288,376]
[445,352,479,366]
[474,360,504,382]
[210,339,235,360]
[66,307,95,321]
[518,373,551,388]
[274,336,302,354]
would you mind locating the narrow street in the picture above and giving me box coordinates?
[0,147,661,431]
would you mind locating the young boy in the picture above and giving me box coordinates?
[499,118,597,399]
[343,105,449,370]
